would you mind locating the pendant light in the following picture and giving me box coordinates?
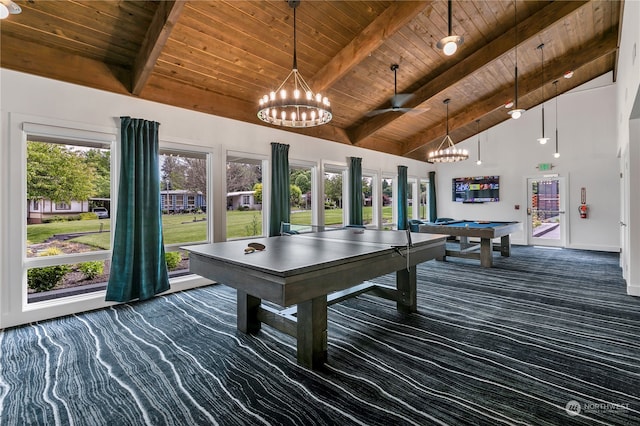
[507,0,525,119]
[553,80,560,158]
[0,0,21,19]
[537,43,549,144]
[427,99,469,163]
[257,0,332,128]
[476,119,482,165]
[436,0,464,56]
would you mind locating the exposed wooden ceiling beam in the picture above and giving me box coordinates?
[307,1,431,93]
[0,33,130,94]
[401,29,619,157]
[347,0,589,146]
[131,0,187,95]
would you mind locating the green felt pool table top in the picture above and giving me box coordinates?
[419,220,522,238]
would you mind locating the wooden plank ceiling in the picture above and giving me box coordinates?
[0,0,621,161]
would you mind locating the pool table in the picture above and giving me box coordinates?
[418,220,522,267]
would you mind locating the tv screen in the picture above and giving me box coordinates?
[452,176,500,202]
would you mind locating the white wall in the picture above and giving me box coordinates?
[616,0,640,296]
[432,73,619,251]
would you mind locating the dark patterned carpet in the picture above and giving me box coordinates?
[1,246,639,425]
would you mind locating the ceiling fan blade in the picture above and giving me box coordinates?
[365,108,395,117]
[365,105,430,117]
[390,93,415,108]
[404,106,431,115]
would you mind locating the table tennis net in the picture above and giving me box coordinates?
[279,222,350,236]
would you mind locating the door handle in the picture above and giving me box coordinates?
[620,221,627,227]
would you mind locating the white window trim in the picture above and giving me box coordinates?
[4,114,118,327]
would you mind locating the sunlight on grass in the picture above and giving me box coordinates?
[27,205,402,250]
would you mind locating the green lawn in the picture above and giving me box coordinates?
[27,205,410,250]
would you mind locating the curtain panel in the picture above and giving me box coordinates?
[269,142,290,237]
[397,165,408,230]
[106,117,170,302]
[348,157,363,226]
[428,171,437,222]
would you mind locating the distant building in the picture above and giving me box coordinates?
[161,190,206,213]
[27,199,89,224]
[226,191,260,210]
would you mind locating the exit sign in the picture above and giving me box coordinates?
[538,163,552,171]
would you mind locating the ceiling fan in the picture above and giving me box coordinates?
[366,64,429,117]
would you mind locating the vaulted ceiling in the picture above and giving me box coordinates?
[0,0,622,161]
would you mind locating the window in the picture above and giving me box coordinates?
[419,180,429,220]
[159,148,210,277]
[290,164,315,227]
[362,175,374,225]
[408,178,416,219]
[324,166,346,227]
[25,137,112,303]
[381,176,394,228]
[55,202,71,210]
[226,153,264,239]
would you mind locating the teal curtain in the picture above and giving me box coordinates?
[397,165,408,230]
[269,142,290,236]
[106,117,170,302]
[428,171,437,222]
[348,157,363,226]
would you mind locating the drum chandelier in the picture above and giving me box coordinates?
[257,0,332,128]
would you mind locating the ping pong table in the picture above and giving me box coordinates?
[185,228,446,369]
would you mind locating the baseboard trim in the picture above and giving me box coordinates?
[626,282,640,297]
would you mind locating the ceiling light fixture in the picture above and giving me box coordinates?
[537,43,549,145]
[553,80,560,158]
[476,119,482,165]
[257,0,331,128]
[427,99,469,163]
[0,0,21,19]
[507,0,525,120]
[436,0,464,56]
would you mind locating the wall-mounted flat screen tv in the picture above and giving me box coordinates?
[452,175,500,203]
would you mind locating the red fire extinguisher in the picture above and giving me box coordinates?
[579,187,588,219]
[578,203,588,219]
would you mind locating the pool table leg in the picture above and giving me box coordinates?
[297,295,328,369]
[500,235,511,257]
[480,238,493,267]
[237,290,261,333]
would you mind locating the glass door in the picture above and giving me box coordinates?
[527,177,565,247]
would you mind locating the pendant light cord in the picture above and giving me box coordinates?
[513,0,519,109]
[292,4,298,70]
[448,0,453,36]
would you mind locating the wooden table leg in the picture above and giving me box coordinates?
[480,238,493,267]
[500,235,511,257]
[396,265,417,313]
[237,290,261,334]
[296,295,328,369]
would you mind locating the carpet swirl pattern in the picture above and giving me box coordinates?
[1,246,638,425]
